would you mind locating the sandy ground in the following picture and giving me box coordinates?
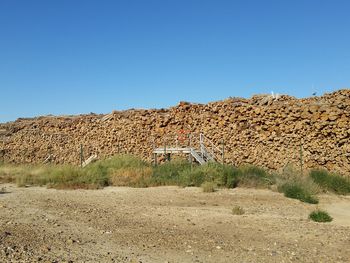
[0,184,349,263]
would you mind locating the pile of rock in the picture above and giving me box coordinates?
[1,89,349,175]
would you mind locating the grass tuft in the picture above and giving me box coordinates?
[309,210,333,222]
[310,169,350,195]
[232,205,245,215]
[278,181,319,204]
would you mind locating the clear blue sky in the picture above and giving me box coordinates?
[1,0,349,122]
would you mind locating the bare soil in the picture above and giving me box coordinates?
[0,184,349,263]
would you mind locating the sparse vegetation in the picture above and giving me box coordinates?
[15,164,109,189]
[309,210,333,223]
[0,157,276,190]
[0,155,347,206]
[310,169,350,195]
[232,205,245,215]
[0,155,146,189]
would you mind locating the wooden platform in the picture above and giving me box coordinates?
[152,133,224,165]
[153,147,195,154]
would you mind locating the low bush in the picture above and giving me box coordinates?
[309,210,333,222]
[310,169,350,195]
[278,181,319,204]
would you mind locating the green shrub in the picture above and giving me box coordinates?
[69,155,148,188]
[278,181,319,204]
[310,169,350,195]
[179,168,206,186]
[238,165,275,188]
[151,160,192,186]
[179,163,222,186]
[201,181,217,192]
[217,165,240,188]
[175,163,240,188]
[309,210,333,222]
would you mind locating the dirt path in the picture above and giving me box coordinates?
[320,195,350,227]
[0,184,349,263]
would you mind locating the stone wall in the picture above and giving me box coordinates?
[1,89,349,175]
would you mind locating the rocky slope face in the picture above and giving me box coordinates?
[1,89,349,175]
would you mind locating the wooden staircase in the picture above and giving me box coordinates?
[153,133,224,165]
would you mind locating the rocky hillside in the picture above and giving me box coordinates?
[1,89,349,175]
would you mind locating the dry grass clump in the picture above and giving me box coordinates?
[232,205,245,215]
[110,167,153,187]
[0,164,26,183]
[201,181,217,192]
[237,165,275,188]
[277,164,320,204]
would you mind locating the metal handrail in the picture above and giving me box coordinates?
[199,133,222,161]
[200,133,222,153]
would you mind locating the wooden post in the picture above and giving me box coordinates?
[164,139,167,161]
[154,153,158,166]
[49,147,52,163]
[167,153,171,162]
[222,139,225,165]
[189,133,193,168]
[80,144,84,168]
[300,141,303,176]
